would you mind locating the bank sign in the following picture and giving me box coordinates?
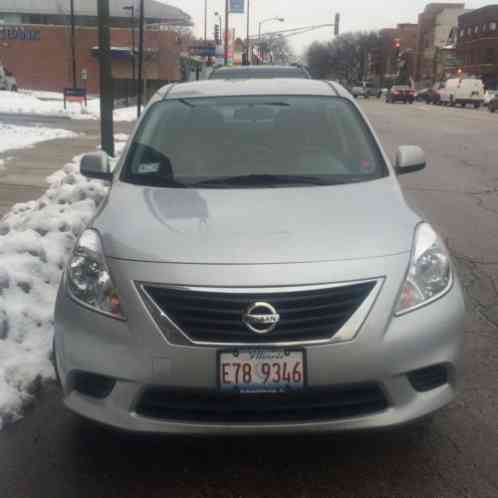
[230,0,245,14]
[0,27,41,41]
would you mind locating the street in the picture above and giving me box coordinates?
[0,99,497,498]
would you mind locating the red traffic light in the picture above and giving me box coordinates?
[395,41,401,49]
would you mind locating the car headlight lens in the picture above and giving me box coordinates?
[395,223,452,315]
[66,229,125,320]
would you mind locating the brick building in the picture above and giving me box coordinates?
[0,0,191,95]
[415,3,467,85]
[456,5,498,89]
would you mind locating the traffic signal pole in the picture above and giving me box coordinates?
[97,0,114,157]
[70,0,77,88]
[224,0,229,65]
[137,0,145,118]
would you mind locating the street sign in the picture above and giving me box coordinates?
[230,0,245,14]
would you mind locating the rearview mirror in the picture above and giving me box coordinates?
[80,152,113,181]
[395,146,426,175]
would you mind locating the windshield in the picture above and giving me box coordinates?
[210,68,309,79]
[122,96,387,189]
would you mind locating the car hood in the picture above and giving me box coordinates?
[94,178,420,264]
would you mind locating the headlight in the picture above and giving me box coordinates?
[66,229,125,320]
[395,223,452,315]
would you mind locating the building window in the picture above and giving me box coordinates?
[467,27,472,36]
[483,23,488,33]
[491,22,497,32]
[475,25,480,34]
[460,28,465,38]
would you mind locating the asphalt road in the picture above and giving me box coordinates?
[1,100,497,498]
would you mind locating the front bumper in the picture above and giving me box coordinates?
[54,254,465,435]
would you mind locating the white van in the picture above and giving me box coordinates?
[440,78,484,108]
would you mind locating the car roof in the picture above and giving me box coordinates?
[164,79,347,100]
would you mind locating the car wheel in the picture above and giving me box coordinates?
[474,103,481,109]
[11,85,17,92]
[490,106,496,113]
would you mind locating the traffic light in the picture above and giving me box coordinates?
[394,38,401,57]
[214,24,221,45]
[334,13,340,36]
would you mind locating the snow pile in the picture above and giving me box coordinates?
[0,124,78,154]
[0,138,128,429]
[0,90,137,122]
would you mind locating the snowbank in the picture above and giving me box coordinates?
[0,124,78,154]
[0,138,128,429]
[0,90,137,122]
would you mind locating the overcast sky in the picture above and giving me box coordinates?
[165,0,491,56]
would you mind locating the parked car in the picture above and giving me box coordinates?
[439,78,484,108]
[488,94,498,113]
[484,90,498,106]
[430,85,443,105]
[209,65,311,80]
[386,85,415,103]
[54,79,465,435]
[0,65,17,92]
[364,83,380,98]
[379,87,389,99]
[415,88,431,102]
[351,86,368,98]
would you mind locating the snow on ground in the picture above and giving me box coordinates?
[0,91,137,122]
[0,137,128,429]
[0,124,78,155]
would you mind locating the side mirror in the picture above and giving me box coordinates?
[395,146,426,175]
[80,152,113,181]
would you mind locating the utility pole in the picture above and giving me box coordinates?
[204,0,208,40]
[246,0,250,65]
[97,0,114,157]
[224,0,229,65]
[70,0,77,88]
[137,0,145,118]
[123,6,136,97]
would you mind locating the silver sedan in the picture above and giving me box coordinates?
[54,79,465,435]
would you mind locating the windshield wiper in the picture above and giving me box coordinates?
[193,174,332,187]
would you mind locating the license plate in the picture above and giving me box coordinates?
[219,350,305,393]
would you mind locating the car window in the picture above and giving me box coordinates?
[210,68,309,80]
[122,96,388,188]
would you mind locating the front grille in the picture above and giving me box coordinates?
[143,281,376,344]
[136,384,388,423]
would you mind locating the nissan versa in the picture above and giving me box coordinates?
[54,79,465,434]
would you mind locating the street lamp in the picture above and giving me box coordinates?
[123,5,136,98]
[258,17,284,63]
[258,17,284,40]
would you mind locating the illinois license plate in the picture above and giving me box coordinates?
[219,350,305,393]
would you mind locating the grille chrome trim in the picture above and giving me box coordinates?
[137,279,384,347]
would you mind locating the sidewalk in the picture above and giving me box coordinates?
[0,119,131,216]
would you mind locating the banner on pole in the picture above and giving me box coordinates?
[230,0,245,14]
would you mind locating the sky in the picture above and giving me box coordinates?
[164,0,492,56]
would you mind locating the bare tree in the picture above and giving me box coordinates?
[306,31,381,85]
[258,35,295,65]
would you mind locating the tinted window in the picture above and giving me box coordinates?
[122,96,387,189]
